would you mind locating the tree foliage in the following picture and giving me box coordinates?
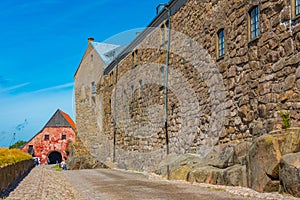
[9,140,27,149]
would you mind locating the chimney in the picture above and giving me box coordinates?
[88,37,95,44]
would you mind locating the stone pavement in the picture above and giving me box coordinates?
[4,166,300,200]
[6,165,83,200]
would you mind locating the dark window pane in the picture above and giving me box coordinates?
[250,6,259,39]
[45,135,49,140]
[296,0,300,16]
[218,29,225,57]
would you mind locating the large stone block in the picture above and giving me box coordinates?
[282,129,300,154]
[279,152,300,197]
[234,141,251,165]
[222,164,247,187]
[187,166,223,185]
[187,164,247,187]
[204,144,237,169]
[247,134,285,192]
[154,154,201,178]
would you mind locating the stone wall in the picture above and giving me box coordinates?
[0,159,34,195]
[74,43,111,161]
[75,0,300,171]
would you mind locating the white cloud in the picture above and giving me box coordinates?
[31,82,74,94]
[0,82,30,93]
[0,85,74,147]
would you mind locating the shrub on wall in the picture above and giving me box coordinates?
[0,148,32,167]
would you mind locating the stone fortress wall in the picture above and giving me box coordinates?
[75,0,300,172]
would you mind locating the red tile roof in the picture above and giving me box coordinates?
[59,110,76,130]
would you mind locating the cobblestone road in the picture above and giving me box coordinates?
[5,166,300,200]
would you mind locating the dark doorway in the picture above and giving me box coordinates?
[48,151,62,164]
[28,145,34,156]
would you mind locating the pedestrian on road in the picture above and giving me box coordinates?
[60,161,67,170]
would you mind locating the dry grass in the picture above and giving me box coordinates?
[0,148,32,167]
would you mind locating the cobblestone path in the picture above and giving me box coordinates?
[6,165,83,200]
[4,166,300,200]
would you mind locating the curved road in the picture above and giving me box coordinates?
[65,168,248,200]
[6,166,296,199]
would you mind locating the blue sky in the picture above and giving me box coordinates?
[0,0,164,147]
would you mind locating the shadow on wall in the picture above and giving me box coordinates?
[0,159,34,198]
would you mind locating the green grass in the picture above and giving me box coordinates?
[0,148,32,167]
[51,164,62,171]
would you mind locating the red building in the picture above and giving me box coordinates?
[22,109,76,164]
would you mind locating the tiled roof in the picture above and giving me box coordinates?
[59,110,76,130]
[45,109,76,130]
[23,109,76,147]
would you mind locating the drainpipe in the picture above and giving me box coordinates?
[165,5,171,155]
[113,64,118,162]
[163,4,171,156]
[161,4,171,179]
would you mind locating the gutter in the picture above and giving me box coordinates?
[103,0,186,75]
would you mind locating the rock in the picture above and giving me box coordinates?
[222,165,247,187]
[234,141,251,165]
[250,122,265,136]
[282,129,300,155]
[283,38,294,56]
[279,152,300,197]
[154,154,201,178]
[204,144,237,169]
[284,75,296,91]
[170,164,194,180]
[258,104,267,118]
[296,67,300,79]
[188,164,247,187]
[280,90,293,102]
[285,52,300,66]
[187,166,223,185]
[247,134,285,192]
[67,156,106,170]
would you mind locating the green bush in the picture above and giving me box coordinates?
[0,148,32,167]
[279,110,291,129]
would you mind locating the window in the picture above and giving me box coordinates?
[249,6,259,40]
[139,80,143,97]
[62,135,66,140]
[296,0,300,16]
[161,24,165,45]
[292,0,300,18]
[131,85,134,100]
[160,66,165,84]
[217,29,225,58]
[45,135,49,140]
[132,50,138,67]
[160,20,169,46]
[91,81,96,94]
[28,145,34,156]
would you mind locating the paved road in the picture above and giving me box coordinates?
[64,168,247,200]
[6,166,298,200]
